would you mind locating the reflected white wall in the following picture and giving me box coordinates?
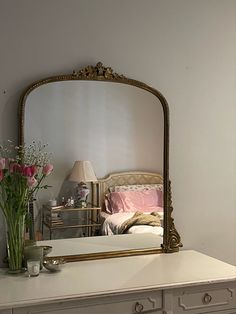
[25,81,163,202]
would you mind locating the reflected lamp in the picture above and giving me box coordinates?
[69,160,97,207]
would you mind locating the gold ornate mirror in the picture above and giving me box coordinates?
[18,62,182,262]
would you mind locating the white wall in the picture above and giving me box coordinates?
[0,0,236,265]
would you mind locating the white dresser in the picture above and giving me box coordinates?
[0,250,236,314]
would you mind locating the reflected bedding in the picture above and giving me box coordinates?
[101,185,164,236]
[102,211,163,236]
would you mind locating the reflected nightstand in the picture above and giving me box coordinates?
[42,205,101,240]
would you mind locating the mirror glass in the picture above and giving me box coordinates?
[24,81,164,253]
[25,81,163,196]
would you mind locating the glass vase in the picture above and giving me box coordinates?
[6,214,25,273]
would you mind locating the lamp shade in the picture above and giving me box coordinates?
[69,160,97,183]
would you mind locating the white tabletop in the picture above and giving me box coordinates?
[0,250,236,309]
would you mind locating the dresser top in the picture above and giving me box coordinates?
[0,250,236,309]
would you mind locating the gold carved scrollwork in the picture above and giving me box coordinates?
[163,180,182,252]
[73,62,126,80]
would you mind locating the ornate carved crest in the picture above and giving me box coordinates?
[73,62,126,80]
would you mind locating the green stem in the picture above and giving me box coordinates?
[6,214,25,270]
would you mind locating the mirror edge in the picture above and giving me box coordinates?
[18,62,182,262]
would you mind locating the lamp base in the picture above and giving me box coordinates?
[76,183,90,208]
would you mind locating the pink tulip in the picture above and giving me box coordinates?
[22,166,32,177]
[10,163,22,173]
[0,169,4,182]
[30,165,38,176]
[27,176,37,187]
[0,158,6,170]
[22,165,38,177]
[42,164,53,176]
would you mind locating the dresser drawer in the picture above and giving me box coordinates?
[172,285,235,313]
[13,290,163,314]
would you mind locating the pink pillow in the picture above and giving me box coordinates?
[106,189,163,214]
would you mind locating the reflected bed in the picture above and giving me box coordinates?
[96,171,164,238]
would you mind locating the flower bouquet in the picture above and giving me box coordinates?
[0,141,53,272]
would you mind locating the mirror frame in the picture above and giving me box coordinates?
[18,62,182,262]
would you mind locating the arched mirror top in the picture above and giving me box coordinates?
[18,62,181,262]
[19,62,170,131]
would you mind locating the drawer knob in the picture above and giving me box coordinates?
[202,293,212,304]
[134,302,144,312]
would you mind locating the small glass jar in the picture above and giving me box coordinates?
[27,260,40,277]
[24,246,43,270]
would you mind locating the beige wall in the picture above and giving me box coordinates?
[0,0,236,265]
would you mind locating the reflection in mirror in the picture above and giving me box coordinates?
[24,81,164,244]
[19,63,182,261]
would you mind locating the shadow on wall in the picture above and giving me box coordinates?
[0,90,22,267]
